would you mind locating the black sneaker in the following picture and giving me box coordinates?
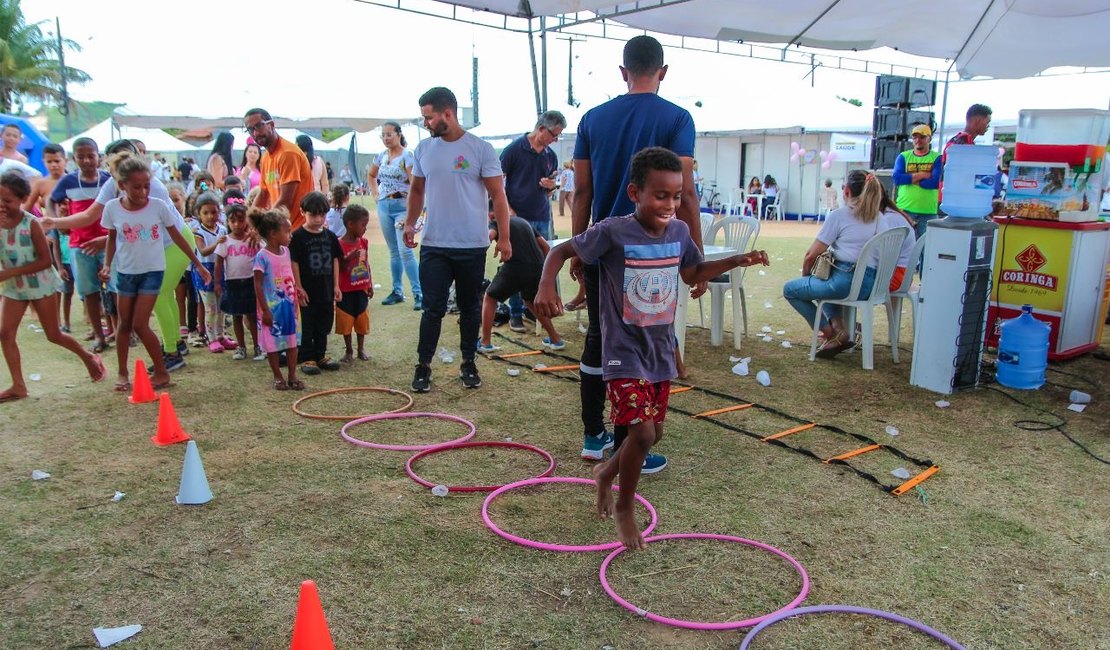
[382,292,404,306]
[508,316,526,333]
[459,360,481,388]
[163,351,186,372]
[412,363,432,392]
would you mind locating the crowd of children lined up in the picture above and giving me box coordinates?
[0,137,374,399]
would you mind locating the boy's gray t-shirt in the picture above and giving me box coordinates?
[572,214,702,382]
[412,132,502,249]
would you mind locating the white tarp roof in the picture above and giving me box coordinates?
[112,109,403,133]
[439,0,1110,80]
[59,119,198,153]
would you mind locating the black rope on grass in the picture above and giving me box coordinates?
[490,332,936,492]
[983,384,1109,466]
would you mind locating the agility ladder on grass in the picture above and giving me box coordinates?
[490,332,939,497]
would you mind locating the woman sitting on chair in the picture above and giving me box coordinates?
[782,170,912,359]
[746,176,762,214]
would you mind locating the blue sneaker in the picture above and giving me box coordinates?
[163,351,186,373]
[476,340,500,354]
[542,337,566,351]
[641,453,668,474]
[581,431,615,460]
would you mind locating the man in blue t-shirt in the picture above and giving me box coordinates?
[571,35,701,471]
[500,110,565,331]
[404,86,512,394]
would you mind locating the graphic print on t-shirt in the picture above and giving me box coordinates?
[621,242,681,327]
[122,223,159,243]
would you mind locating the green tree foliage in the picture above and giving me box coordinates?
[0,0,90,114]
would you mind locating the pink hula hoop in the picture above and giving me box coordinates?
[405,441,557,492]
[599,533,810,631]
[481,476,659,552]
[340,412,476,451]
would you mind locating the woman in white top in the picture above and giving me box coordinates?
[557,161,574,217]
[368,121,421,308]
[782,169,911,359]
[296,135,329,194]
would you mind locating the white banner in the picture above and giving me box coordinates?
[830,133,872,162]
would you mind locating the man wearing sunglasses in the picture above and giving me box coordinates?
[243,108,313,231]
[892,123,942,240]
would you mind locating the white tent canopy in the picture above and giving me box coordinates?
[438,0,1110,80]
[59,119,197,153]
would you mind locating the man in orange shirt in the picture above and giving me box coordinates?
[243,108,313,230]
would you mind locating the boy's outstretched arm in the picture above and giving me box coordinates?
[532,240,578,318]
[680,249,770,286]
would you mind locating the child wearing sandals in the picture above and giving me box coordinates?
[99,157,209,393]
[214,190,260,360]
[250,207,303,390]
[0,171,106,401]
[191,192,234,352]
[335,204,373,362]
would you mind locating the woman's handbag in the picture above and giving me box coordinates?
[811,250,835,280]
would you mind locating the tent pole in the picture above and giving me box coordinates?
[527,20,542,116]
[937,63,954,149]
[540,16,548,112]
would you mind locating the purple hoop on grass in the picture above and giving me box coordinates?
[340,412,476,451]
[405,441,557,492]
[738,604,966,649]
[481,476,658,552]
[599,533,810,631]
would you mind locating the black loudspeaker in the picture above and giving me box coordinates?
[871,138,907,170]
[875,75,937,108]
[873,109,935,138]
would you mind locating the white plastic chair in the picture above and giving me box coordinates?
[700,211,716,242]
[765,191,785,220]
[718,188,745,217]
[697,216,760,348]
[807,226,910,369]
[885,232,928,358]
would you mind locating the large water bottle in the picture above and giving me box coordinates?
[995,305,1050,390]
[940,144,999,218]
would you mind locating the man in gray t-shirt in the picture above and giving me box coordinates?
[404,86,512,393]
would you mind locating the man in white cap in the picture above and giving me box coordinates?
[893,123,942,239]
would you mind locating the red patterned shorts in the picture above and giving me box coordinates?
[607,379,671,426]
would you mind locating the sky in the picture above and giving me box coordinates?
[24,0,1110,136]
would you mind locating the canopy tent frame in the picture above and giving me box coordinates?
[110,114,415,133]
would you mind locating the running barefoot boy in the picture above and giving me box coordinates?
[533,147,769,549]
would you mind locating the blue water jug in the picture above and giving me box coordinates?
[940,144,999,218]
[995,305,1050,390]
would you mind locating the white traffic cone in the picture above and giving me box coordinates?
[175,440,213,505]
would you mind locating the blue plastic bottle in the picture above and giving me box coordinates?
[995,304,1050,390]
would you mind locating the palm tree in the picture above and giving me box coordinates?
[0,0,89,114]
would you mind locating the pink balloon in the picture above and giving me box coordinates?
[822,161,832,170]
[790,141,800,154]
[826,151,837,162]
[798,148,807,159]
[790,153,800,162]
[819,150,828,159]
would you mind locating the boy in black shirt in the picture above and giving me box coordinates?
[290,192,343,375]
[478,215,564,353]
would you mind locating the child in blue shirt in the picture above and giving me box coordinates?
[534,147,769,549]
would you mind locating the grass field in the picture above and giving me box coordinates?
[1,206,1108,649]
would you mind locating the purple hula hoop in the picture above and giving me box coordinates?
[738,605,966,649]
[599,533,810,631]
[340,412,476,451]
[481,476,659,552]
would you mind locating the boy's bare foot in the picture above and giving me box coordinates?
[87,354,107,382]
[614,506,646,550]
[592,463,614,520]
[358,351,370,361]
[0,388,28,403]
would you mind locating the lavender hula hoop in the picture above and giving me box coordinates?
[738,605,966,649]
[481,476,658,552]
[340,412,476,451]
[599,533,810,631]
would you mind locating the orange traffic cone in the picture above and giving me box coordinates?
[290,580,335,650]
[151,393,191,446]
[129,358,157,404]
